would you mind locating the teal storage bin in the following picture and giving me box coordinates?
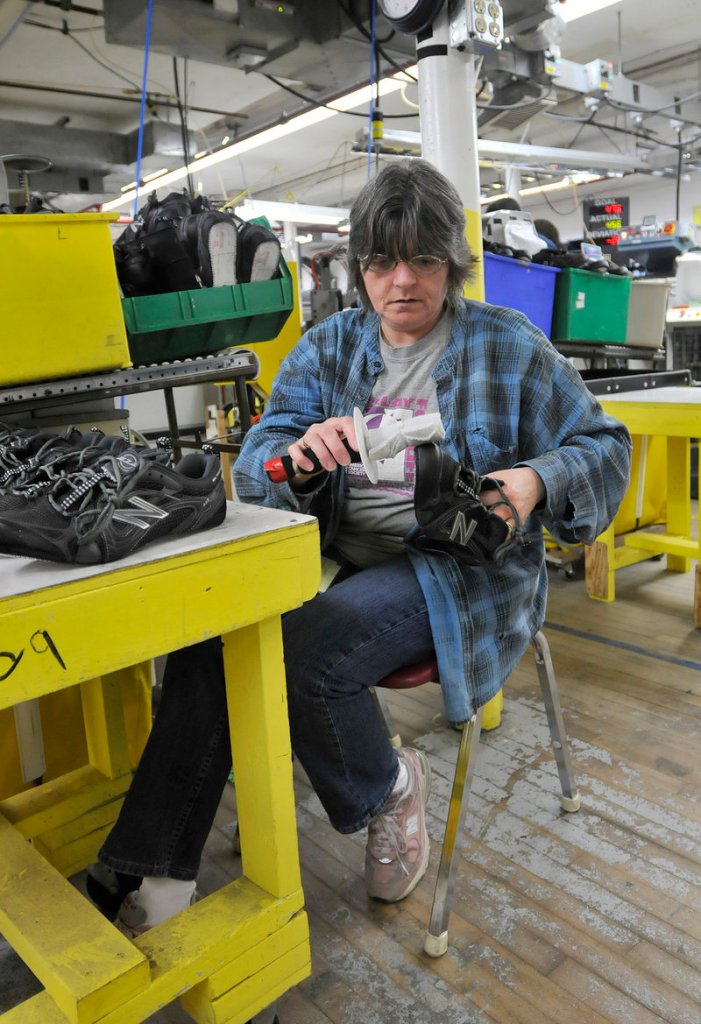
[121,257,293,365]
[552,268,631,343]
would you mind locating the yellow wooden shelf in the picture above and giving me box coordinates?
[0,504,320,1024]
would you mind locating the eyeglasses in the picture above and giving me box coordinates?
[358,254,448,276]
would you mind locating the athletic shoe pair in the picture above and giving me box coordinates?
[0,439,227,565]
[177,209,281,288]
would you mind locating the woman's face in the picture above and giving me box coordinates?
[361,256,450,347]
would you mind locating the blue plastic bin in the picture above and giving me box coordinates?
[483,252,560,338]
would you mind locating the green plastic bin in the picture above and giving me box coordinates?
[551,268,632,343]
[122,258,294,365]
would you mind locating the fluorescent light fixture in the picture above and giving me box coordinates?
[481,171,603,204]
[103,65,418,212]
[238,199,350,226]
[558,0,623,23]
[143,167,169,182]
[519,171,602,196]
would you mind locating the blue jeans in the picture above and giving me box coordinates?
[99,554,434,879]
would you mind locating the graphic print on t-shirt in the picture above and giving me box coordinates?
[347,396,430,493]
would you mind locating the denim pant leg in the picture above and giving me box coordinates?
[99,637,231,881]
[283,553,434,834]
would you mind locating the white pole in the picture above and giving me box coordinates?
[416,6,484,299]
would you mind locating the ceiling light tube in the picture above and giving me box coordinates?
[558,0,623,24]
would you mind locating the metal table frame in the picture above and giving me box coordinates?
[0,351,258,457]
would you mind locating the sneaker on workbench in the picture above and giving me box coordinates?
[0,446,226,564]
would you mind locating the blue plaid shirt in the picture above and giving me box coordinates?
[234,300,631,722]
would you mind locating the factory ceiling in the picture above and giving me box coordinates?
[0,0,699,219]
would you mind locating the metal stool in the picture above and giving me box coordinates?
[372,629,581,957]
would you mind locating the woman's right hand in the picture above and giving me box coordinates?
[288,416,359,476]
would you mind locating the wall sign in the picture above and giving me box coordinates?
[582,196,630,249]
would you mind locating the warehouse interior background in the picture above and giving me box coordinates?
[2,5,701,1024]
[1,0,700,232]
[4,0,700,432]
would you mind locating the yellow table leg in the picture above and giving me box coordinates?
[585,523,616,602]
[665,435,692,574]
[223,616,302,899]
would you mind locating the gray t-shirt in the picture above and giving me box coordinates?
[333,311,453,567]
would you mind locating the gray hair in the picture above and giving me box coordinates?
[346,159,477,311]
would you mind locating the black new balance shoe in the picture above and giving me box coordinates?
[0,448,227,564]
[412,444,522,567]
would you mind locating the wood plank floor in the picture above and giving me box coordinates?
[2,549,700,1024]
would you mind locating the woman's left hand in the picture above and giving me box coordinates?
[480,466,545,531]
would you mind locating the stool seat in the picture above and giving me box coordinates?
[371,629,580,958]
[378,658,438,689]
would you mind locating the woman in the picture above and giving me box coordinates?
[91,159,631,932]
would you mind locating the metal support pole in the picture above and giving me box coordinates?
[416,7,484,300]
[163,386,182,460]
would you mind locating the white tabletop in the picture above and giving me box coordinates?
[0,502,316,601]
[599,385,701,405]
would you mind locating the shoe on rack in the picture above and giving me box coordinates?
[365,746,431,903]
[86,862,142,922]
[0,447,226,564]
[178,211,238,288]
[235,218,281,283]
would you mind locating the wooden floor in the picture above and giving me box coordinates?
[2,549,701,1024]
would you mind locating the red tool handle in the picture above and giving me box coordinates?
[264,437,360,482]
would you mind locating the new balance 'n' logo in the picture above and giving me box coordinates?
[448,510,477,547]
[113,496,169,530]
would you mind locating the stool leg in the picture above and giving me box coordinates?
[371,687,402,748]
[532,631,581,813]
[424,706,483,957]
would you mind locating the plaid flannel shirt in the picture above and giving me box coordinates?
[234,299,631,722]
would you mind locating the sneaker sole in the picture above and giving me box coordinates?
[208,222,237,287]
[249,240,280,281]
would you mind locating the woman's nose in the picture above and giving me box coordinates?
[392,260,418,284]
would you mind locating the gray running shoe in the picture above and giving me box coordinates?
[365,747,431,903]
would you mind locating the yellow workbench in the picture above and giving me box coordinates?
[0,503,320,1024]
[585,384,701,625]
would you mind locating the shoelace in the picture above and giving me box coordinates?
[0,428,84,487]
[369,808,411,872]
[48,448,167,542]
[454,470,482,503]
[7,437,101,496]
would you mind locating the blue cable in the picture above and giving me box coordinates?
[132,0,155,220]
[367,0,376,178]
